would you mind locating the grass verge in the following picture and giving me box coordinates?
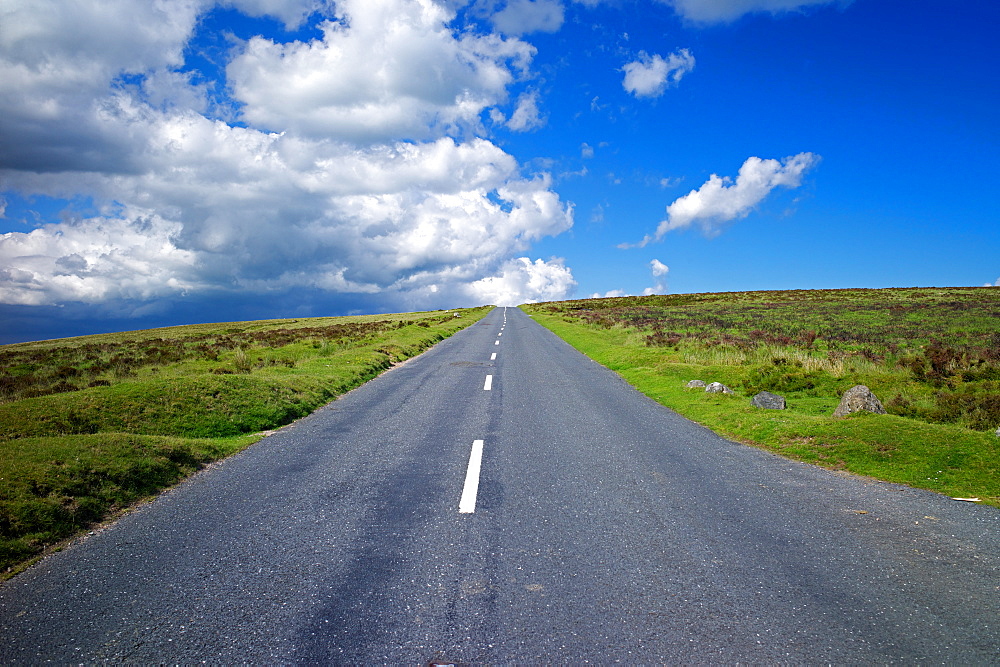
[1,307,490,577]
[527,309,1000,507]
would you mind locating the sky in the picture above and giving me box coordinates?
[1,0,997,343]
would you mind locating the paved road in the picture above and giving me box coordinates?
[2,307,999,663]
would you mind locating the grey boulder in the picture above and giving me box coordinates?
[751,391,786,410]
[833,385,886,417]
[705,382,734,395]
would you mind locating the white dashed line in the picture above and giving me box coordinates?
[484,375,493,391]
[491,352,497,360]
[495,340,499,346]
[459,440,484,514]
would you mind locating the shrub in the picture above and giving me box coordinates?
[742,359,827,396]
[232,348,252,373]
[929,382,1000,431]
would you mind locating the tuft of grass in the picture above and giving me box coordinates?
[525,289,1000,507]
[0,307,490,576]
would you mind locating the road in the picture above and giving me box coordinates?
[2,306,998,663]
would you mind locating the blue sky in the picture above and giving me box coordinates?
[1,0,997,343]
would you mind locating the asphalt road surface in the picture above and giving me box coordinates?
[2,307,999,663]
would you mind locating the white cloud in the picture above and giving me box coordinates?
[0,0,577,313]
[589,260,669,299]
[507,90,545,131]
[628,152,819,246]
[589,289,627,298]
[622,49,695,98]
[227,0,536,143]
[1,123,573,304]
[658,0,847,23]
[0,0,200,73]
[581,142,595,159]
[0,0,205,173]
[466,257,576,305]
[0,210,200,306]
[985,278,1000,287]
[490,0,565,35]
[642,258,669,294]
[226,0,328,29]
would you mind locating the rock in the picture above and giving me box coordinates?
[686,380,707,388]
[995,427,1000,437]
[751,391,786,410]
[833,385,886,417]
[705,382,734,395]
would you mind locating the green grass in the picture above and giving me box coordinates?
[524,288,1000,507]
[0,307,490,576]
[0,433,257,575]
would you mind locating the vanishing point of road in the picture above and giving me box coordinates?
[1,307,998,663]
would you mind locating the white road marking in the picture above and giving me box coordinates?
[459,440,484,514]
[484,375,493,390]
[495,340,499,346]
[490,352,497,360]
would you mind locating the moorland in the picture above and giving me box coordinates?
[0,307,489,576]
[3,286,998,578]
[524,287,1000,508]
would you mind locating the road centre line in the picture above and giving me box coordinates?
[491,352,497,360]
[495,340,499,345]
[459,440,484,514]
[484,375,493,391]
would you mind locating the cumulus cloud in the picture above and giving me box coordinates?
[985,278,1000,287]
[0,0,203,173]
[587,259,669,299]
[622,49,695,98]
[658,0,847,23]
[489,0,565,35]
[627,152,819,246]
[507,90,545,131]
[466,257,576,305]
[1,124,573,304]
[227,0,329,28]
[0,211,200,306]
[589,289,626,298]
[642,258,669,295]
[0,0,577,317]
[228,0,535,142]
